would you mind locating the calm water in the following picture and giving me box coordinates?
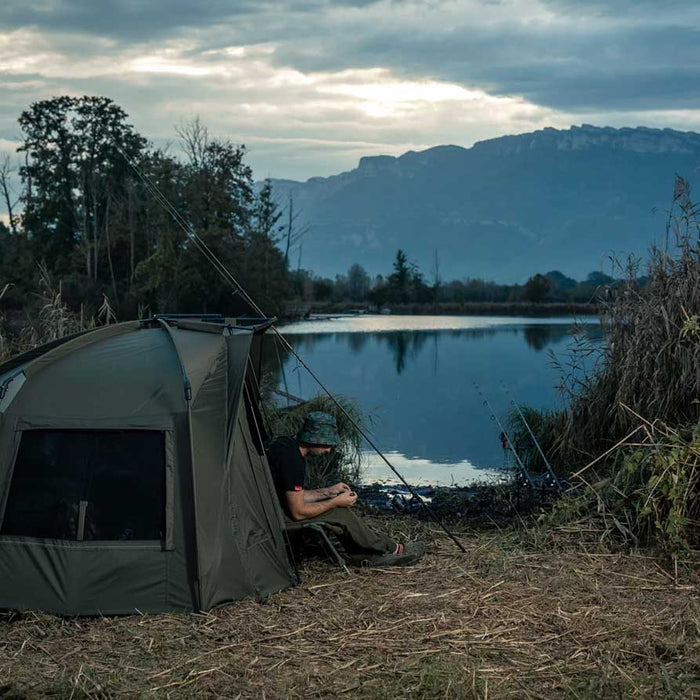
[274,315,603,485]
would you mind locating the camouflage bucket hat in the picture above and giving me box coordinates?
[297,411,339,446]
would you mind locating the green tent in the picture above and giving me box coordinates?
[0,316,295,615]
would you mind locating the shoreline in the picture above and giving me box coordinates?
[284,301,601,320]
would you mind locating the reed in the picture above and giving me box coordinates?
[522,178,700,552]
[0,263,112,363]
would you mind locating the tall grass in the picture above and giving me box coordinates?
[526,178,700,552]
[0,263,112,363]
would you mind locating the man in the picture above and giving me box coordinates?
[266,411,425,566]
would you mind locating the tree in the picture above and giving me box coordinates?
[585,271,614,287]
[521,273,552,303]
[0,155,19,235]
[18,96,147,279]
[168,122,289,315]
[313,277,333,301]
[347,263,370,301]
[281,193,308,269]
[431,249,441,303]
[388,249,410,303]
[409,264,432,303]
[545,270,577,290]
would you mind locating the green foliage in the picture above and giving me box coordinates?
[521,273,552,302]
[541,426,700,554]
[19,95,147,278]
[265,394,367,488]
[368,249,433,306]
[347,263,371,301]
[5,98,292,324]
[506,405,562,476]
[545,269,577,290]
[304,255,611,309]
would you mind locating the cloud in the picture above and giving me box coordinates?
[0,0,698,185]
[266,2,700,112]
[0,138,22,152]
[0,0,377,41]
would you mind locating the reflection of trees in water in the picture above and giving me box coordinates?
[383,328,505,374]
[380,326,588,374]
[260,332,371,400]
[347,333,369,353]
[523,325,569,352]
[262,325,605,385]
[381,331,433,374]
[523,324,605,352]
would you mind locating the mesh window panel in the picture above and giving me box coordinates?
[0,430,165,542]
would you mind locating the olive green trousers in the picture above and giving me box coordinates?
[289,507,395,555]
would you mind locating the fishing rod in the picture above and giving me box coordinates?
[501,384,563,490]
[274,334,466,552]
[473,382,535,488]
[119,148,467,554]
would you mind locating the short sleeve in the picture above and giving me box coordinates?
[266,437,306,496]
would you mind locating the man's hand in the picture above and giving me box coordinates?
[286,487,357,520]
[333,490,357,508]
[328,482,351,497]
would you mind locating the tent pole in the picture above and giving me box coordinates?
[156,318,203,610]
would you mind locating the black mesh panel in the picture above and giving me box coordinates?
[0,430,165,542]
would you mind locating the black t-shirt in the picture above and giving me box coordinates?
[265,436,306,508]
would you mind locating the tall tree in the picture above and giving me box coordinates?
[347,263,370,301]
[0,155,19,236]
[388,249,410,303]
[431,249,441,302]
[521,273,552,303]
[18,96,146,280]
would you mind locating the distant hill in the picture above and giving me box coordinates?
[265,125,700,282]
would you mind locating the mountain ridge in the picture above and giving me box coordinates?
[264,125,700,282]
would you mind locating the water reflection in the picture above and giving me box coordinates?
[270,324,602,377]
[265,316,603,477]
[383,332,431,374]
[347,332,369,353]
[361,451,500,486]
[524,325,566,351]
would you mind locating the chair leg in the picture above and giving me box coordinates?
[303,523,351,574]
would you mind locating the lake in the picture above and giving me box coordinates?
[273,315,603,486]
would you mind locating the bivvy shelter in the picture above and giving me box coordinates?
[0,315,295,615]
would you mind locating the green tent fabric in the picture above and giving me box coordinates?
[0,317,295,615]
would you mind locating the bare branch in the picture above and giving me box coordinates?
[176,116,209,168]
[0,154,20,234]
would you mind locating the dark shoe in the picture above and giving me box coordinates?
[349,541,426,568]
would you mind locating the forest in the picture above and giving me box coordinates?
[0,96,290,325]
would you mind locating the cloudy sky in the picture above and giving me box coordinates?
[1,0,700,185]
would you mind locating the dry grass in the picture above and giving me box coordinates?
[0,264,103,364]
[2,518,699,699]
[510,179,700,553]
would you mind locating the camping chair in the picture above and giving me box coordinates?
[285,521,351,575]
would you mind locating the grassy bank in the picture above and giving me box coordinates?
[2,518,698,699]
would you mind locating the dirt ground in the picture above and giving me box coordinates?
[1,517,699,699]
